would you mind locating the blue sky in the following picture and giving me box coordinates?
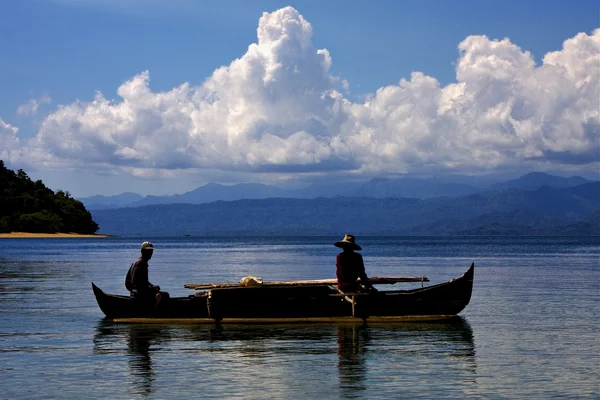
[1,0,598,197]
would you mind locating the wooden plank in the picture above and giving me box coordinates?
[183,275,429,290]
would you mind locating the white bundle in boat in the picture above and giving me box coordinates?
[239,276,264,287]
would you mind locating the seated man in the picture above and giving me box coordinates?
[125,241,169,306]
[334,234,377,293]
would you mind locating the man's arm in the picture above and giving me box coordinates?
[356,254,375,289]
[335,254,343,282]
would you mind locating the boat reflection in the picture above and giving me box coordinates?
[93,321,171,398]
[126,325,171,397]
[337,325,369,395]
[335,317,476,397]
[93,317,475,397]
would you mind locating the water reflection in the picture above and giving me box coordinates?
[125,325,169,397]
[337,326,369,396]
[93,318,476,398]
[335,318,476,398]
[93,321,170,398]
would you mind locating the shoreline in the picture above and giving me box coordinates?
[0,232,111,239]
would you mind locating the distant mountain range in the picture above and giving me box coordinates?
[489,172,592,191]
[91,180,600,236]
[79,192,144,209]
[80,172,597,210]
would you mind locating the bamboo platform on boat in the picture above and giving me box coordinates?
[183,276,430,290]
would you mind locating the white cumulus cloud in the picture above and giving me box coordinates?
[10,7,600,179]
[17,95,52,117]
[0,118,20,160]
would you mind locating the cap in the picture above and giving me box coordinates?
[141,241,154,250]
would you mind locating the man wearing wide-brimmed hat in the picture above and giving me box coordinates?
[125,241,169,306]
[334,234,376,293]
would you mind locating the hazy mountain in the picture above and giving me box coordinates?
[290,181,363,198]
[405,209,575,235]
[92,182,600,236]
[490,172,594,191]
[78,192,143,210]
[455,210,600,236]
[80,183,291,210]
[81,172,598,210]
[351,177,479,199]
[129,182,291,207]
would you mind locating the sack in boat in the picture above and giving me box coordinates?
[239,276,263,287]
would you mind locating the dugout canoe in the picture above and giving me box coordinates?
[92,263,474,324]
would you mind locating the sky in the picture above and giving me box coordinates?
[1,0,599,197]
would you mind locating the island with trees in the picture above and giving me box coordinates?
[0,160,99,235]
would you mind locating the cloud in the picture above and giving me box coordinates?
[10,7,600,179]
[0,118,20,160]
[347,30,600,173]
[17,95,52,116]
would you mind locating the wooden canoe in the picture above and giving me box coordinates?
[92,263,474,324]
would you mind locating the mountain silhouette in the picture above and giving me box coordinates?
[91,182,600,236]
[81,172,597,210]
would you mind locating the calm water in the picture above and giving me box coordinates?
[0,236,598,399]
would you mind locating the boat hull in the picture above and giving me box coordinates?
[92,263,474,324]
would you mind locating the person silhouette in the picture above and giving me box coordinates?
[334,234,377,293]
[125,241,169,307]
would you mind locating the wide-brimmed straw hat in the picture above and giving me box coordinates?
[334,234,361,250]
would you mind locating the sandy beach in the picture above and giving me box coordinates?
[0,232,110,238]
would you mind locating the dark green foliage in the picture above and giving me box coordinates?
[0,160,98,234]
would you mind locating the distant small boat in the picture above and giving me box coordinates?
[92,263,474,324]
[183,234,190,237]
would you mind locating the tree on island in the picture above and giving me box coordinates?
[0,160,99,234]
